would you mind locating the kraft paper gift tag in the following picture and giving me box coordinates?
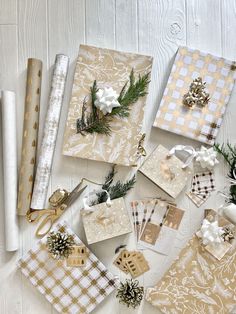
[113,250,149,278]
[17,58,42,216]
[139,145,192,198]
[81,197,132,244]
[139,202,185,255]
[31,54,69,210]
[146,212,236,314]
[154,46,236,145]
[63,44,153,166]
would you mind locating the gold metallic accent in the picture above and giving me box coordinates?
[49,189,69,207]
[137,133,147,157]
[183,77,210,108]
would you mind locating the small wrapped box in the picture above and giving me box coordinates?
[82,197,132,244]
[139,145,192,198]
[18,223,118,314]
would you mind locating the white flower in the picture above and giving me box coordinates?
[195,146,219,169]
[198,219,224,246]
[94,87,120,115]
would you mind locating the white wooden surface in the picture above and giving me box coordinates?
[0,1,236,313]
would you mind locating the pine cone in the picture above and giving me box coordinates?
[116,279,144,308]
[46,231,75,260]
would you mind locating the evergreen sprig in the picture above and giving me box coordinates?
[94,165,136,204]
[214,143,236,204]
[76,70,150,135]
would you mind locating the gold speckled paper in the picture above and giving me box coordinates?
[154,46,236,145]
[63,45,153,166]
[146,212,236,314]
[82,197,132,244]
[139,145,192,199]
[17,58,42,216]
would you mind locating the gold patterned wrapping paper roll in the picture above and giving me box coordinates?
[17,58,42,216]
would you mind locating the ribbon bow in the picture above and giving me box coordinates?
[198,219,224,246]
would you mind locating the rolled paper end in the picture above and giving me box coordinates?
[1,90,19,251]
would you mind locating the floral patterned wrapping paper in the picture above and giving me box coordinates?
[63,44,153,166]
[146,212,236,314]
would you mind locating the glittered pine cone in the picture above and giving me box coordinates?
[116,279,144,309]
[46,231,75,260]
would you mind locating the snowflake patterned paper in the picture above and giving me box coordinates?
[154,46,236,145]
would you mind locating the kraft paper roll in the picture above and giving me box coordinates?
[17,58,42,216]
[31,54,69,210]
[1,91,19,251]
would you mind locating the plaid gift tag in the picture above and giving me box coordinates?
[18,223,118,314]
[187,171,215,207]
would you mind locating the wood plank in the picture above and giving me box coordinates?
[0,25,17,253]
[0,23,21,314]
[0,0,17,24]
[115,0,138,51]
[17,1,50,313]
[85,0,115,48]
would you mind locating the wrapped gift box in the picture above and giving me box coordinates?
[18,223,118,314]
[154,46,236,145]
[146,211,236,313]
[63,44,153,166]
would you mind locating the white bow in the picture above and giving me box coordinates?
[198,219,224,246]
[168,145,197,169]
[83,189,112,212]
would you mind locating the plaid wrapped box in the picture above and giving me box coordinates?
[154,46,236,145]
[18,223,118,314]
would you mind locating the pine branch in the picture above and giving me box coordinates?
[109,175,136,200]
[76,70,150,135]
[214,142,236,205]
[214,143,232,166]
[93,167,136,204]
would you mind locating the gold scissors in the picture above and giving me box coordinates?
[26,181,87,238]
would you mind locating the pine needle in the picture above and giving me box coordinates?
[76,69,150,135]
[93,166,136,204]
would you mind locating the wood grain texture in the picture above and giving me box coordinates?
[0,0,17,24]
[0,1,236,313]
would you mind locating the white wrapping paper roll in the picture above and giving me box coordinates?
[1,91,19,251]
[31,54,69,210]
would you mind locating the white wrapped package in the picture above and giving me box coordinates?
[1,91,19,251]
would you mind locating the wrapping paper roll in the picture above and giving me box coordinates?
[17,58,42,216]
[31,54,69,210]
[1,91,19,251]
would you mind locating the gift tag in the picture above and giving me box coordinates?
[125,251,150,278]
[66,245,88,267]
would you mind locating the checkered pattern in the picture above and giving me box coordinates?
[187,171,215,207]
[18,223,118,314]
[154,46,236,145]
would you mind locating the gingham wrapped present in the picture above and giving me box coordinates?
[154,46,236,145]
[18,223,118,314]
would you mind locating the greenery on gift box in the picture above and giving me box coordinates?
[214,143,236,204]
[76,69,150,135]
[94,165,136,204]
[116,279,144,308]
